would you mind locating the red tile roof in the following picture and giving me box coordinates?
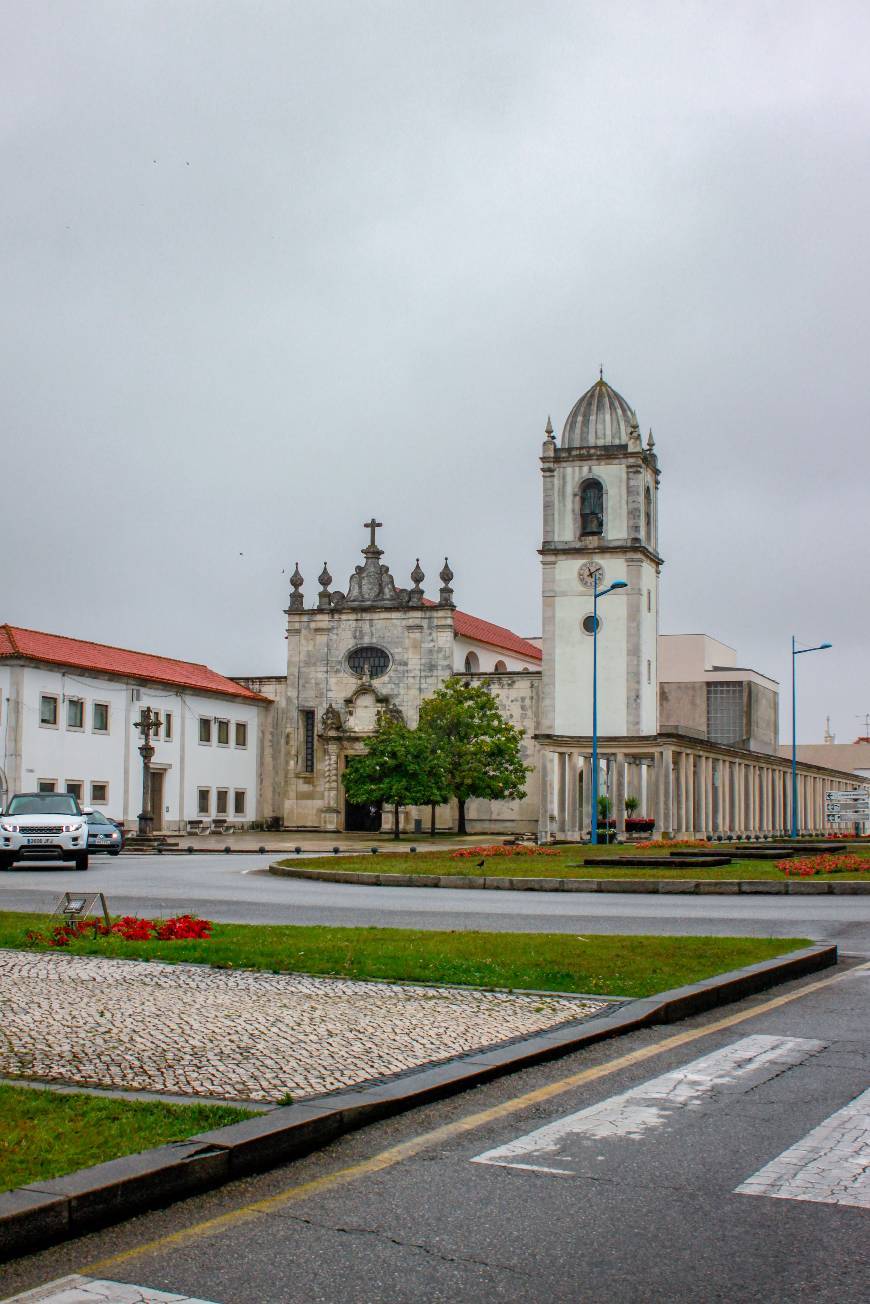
[0,625,270,702]
[422,602,541,661]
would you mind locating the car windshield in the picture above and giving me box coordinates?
[7,794,81,816]
[86,812,112,825]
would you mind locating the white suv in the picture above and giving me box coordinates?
[0,792,89,871]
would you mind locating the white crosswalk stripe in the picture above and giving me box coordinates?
[472,1035,826,1175]
[736,1087,870,1209]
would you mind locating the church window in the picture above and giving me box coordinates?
[347,645,391,679]
[494,660,507,672]
[302,709,316,772]
[644,485,653,543]
[464,651,480,672]
[581,614,601,636]
[579,479,604,536]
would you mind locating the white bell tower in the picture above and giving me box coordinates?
[540,373,662,738]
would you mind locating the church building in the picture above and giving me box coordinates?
[243,372,866,838]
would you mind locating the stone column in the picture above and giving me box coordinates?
[567,752,580,836]
[581,754,593,835]
[537,749,551,841]
[684,754,694,835]
[656,747,674,837]
[615,753,626,836]
[706,758,714,834]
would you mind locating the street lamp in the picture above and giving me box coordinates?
[590,576,628,845]
[791,636,832,838]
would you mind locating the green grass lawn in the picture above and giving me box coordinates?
[0,1085,252,1192]
[277,843,870,881]
[2,911,809,999]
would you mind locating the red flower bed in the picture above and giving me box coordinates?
[451,844,560,860]
[25,914,212,948]
[779,854,868,878]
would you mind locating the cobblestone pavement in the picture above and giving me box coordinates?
[0,950,607,1103]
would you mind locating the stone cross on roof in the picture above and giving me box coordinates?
[363,518,383,550]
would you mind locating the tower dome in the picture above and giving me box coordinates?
[561,375,636,449]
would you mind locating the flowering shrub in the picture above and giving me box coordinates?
[25,914,212,948]
[635,839,710,850]
[779,854,868,878]
[451,844,560,860]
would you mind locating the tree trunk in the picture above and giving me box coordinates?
[457,798,467,835]
[430,803,436,837]
[393,803,400,839]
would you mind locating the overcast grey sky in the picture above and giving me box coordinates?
[2,1,867,743]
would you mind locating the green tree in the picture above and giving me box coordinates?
[342,713,449,839]
[417,678,528,835]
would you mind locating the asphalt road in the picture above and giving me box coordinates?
[6,960,869,1303]
[2,852,870,955]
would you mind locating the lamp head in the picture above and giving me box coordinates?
[820,642,832,649]
[610,580,628,590]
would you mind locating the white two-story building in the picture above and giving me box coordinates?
[0,625,271,831]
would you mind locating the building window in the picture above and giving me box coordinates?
[65,780,84,802]
[216,719,230,746]
[346,645,391,678]
[494,659,507,672]
[92,702,110,733]
[301,709,316,773]
[647,589,651,613]
[216,788,229,815]
[163,711,173,742]
[706,682,743,745]
[235,721,248,748]
[40,695,58,727]
[66,699,84,730]
[647,659,652,685]
[579,479,604,536]
[644,484,653,543]
[234,789,246,816]
[199,717,212,745]
[90,781,109,804]
[464,651,480,672]
[37,779,57,793]
[581,614,601,636]
[197,787,210,815]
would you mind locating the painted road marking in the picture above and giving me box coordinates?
[736,1087,870,1209]
[80,962,870,1278]
[471,1035,825,1173]
[3,1274,219,1302]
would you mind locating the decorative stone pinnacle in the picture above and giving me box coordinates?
[318,563,332,589]
[439,557,453,586]
[439,556,455,608]
[288,562,305,610]
[545,415,554,437]
[290,563,303,590]
[629,409,639,432]
[410,559,424,589]
[647,428,655,449]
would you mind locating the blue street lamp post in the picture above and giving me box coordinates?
[791,636,832,838]
[590,575,628,845]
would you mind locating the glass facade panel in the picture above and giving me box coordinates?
[706,682,744,745]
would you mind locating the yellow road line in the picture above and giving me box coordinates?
[84,958,868,1275]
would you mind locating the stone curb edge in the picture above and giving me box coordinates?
[0,943,837,1262]
[267,861,870,894]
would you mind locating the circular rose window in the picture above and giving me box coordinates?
[346,645,391,678]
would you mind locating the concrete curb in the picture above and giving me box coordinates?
[267,862,870,894]
[0,942,836,1261]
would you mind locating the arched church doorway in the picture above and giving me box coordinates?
[343,756,382,832]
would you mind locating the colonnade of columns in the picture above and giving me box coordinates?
[538,743,866,840]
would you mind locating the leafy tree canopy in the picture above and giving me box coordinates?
[342,714,450,812]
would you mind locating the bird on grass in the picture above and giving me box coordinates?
[476,859,485,869]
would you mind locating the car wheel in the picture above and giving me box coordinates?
[74,853,89,872]
[0,854,13,871]
[108,849,120,857]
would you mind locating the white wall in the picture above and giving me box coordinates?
[2,662,264,829]
[453,635,539,674]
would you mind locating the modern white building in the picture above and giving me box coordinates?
[0,625,271,831]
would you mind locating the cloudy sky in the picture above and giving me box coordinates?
[2,1,867,743]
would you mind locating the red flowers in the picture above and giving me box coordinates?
[451,844,560,860]
[779,854,868,878]
[25,914,212,947]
